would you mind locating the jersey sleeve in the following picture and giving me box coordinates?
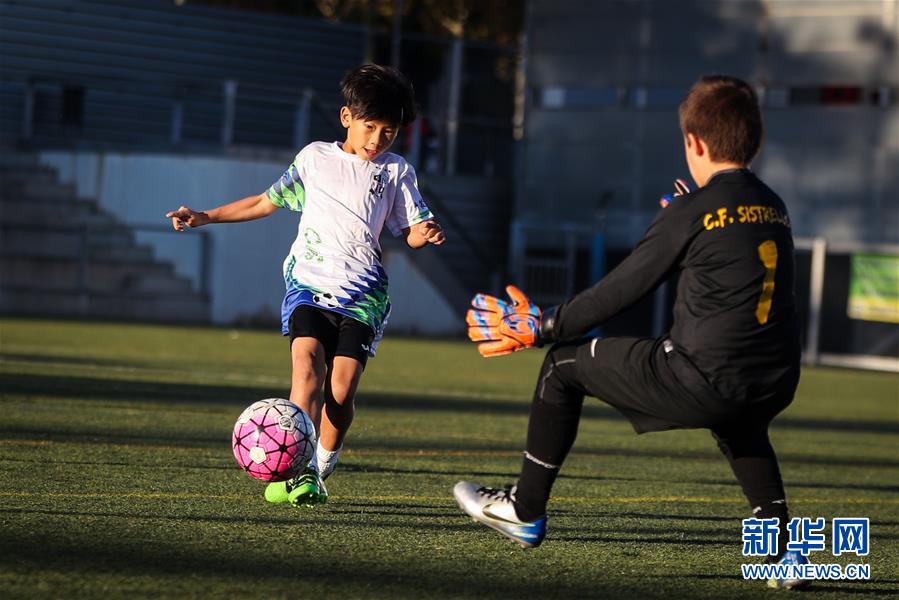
[553,200,699,340]
[385,160,434,237]
[267,149,307,212]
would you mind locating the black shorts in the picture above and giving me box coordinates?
[288,305,375,367]
[562,336,798,434]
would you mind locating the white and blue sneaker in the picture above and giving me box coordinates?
[453,481,546,548]
[767,550,811,590]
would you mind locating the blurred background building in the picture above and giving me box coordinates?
[1,0,896,369]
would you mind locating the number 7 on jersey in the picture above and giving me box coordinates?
[755,240,778,325]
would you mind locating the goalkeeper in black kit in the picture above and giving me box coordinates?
[454,75,809,590]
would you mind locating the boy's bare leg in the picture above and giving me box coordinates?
[313,356,363,480]
[265,337,330,507]
[320,356,364,452]
[289,337,328,429]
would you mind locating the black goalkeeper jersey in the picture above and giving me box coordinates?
[554,168,801,396]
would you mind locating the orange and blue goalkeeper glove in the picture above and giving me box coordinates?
[659,178,691,208]
[466,285,542,357]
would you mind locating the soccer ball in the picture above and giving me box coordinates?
[232,398,316,482]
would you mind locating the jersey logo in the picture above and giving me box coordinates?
[302,228,324,263]
[370,167,387,200]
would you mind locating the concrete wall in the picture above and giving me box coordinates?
[39,150,459,335]
[520,0,899,246]
[381,250,458,336]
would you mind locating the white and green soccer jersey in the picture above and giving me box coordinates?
[269,141,433,356]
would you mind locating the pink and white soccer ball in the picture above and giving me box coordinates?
[232,398,316,482]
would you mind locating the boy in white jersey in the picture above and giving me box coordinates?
[166,65,445,507]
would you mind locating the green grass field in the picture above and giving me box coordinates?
[1,318,897,599]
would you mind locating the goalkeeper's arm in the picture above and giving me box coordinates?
[539,208,691,343]
[468,189,692,355]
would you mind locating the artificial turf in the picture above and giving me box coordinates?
[1,318,897,598]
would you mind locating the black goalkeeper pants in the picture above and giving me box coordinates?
[514,337,799,528]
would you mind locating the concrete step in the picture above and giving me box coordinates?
[0,227,136,257]
[0,233,157,263]
[0,287,209,323]
[133,273,196,295]
[0,155,210,323]
[90,243,156,263]
[0,153,40,169]
[0,167,59,187]
[0,254,189,294]
[0,199,118,227]
[0,180,79,202]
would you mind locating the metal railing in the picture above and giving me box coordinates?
[509,222,899,372]
[16,75,342,153]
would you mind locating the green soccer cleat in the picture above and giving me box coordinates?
[264,479,292,504]
[265,467,328,507]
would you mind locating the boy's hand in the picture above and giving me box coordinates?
[466,285,541,357]
[659,178,691,208]
[166,206,210,231]
[421,220,445,245]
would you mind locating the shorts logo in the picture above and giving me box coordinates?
[361,343,370,352]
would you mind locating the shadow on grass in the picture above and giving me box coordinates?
[554,533,730,547]
[773,416,898,435]
[346,439,899,470]
[2,431,897,476]
[2,428,897,473]
[0,518,669,599]
[0,372,283,405]
[806,584,899,596]
[3,373,898,471]
[646,574,899,596]
[5,371,897,438]
[554,523,731,539]
[552,510,738,522]
[336,501,457,513]
[689,478,899,495]
[0,426,228,448]
[0,505,471,531]
[336,461,643,484]
[337,462,516,480]
[0,457,234,472]
[1,352,149,369]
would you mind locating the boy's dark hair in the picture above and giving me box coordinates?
[340,64,417,127]
[679,75,763,165]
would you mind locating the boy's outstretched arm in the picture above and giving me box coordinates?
[402,220,445,248]
[166,192,277,231]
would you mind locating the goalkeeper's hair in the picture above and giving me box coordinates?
[678,75,763,165]
[340,64,417,127]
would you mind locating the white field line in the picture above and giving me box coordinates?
[0,491,898,506]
